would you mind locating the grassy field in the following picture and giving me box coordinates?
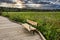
[2,12,60,40]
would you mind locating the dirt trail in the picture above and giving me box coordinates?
[0,16,41,40]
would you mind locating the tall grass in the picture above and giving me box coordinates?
[2,12,60,40]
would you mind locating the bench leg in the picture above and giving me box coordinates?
[30,30,36,35]
[33,31,35,35]
[31,30,36,35]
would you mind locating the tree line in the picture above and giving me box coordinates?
[0,7,60,12]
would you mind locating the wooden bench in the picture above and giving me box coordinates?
[22,20,46,40]
[22,23,36,32]
[22,19,38,34]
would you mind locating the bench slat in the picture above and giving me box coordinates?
[22,23,36,31]
[27,19,37,26]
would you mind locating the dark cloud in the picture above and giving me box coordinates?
[0,0,16,3]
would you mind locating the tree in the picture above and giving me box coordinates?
[0,7,2,15]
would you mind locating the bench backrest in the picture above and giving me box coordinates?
[26,19,38,26]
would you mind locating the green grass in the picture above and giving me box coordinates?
[2,12,60,40]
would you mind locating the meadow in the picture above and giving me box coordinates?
[2,12,60,40]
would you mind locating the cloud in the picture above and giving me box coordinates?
[0,0,17,2]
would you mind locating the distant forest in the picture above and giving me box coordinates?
[0,7,60,12]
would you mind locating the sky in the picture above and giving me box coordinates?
[0,0,60,5]
[0,0,16,2]
[0,0,59,2]
[0,0,60,9]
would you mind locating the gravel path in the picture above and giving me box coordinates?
[0,16,41,40]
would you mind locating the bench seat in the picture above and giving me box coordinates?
[22,23,36,32]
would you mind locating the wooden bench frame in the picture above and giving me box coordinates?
[22,23,36,31]
[22,23,36,34]
[22,19,46,40]
[22,19,38,34]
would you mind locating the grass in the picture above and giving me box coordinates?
[2,12,60,40]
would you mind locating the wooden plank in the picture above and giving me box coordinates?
[27,19,37,26]
[22,23,36,31]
